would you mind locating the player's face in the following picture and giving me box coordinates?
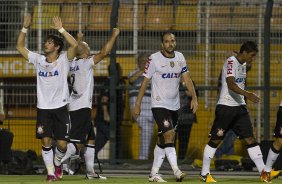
[161,33,176,55]
[44,39,59,54]
[243,51,257,63]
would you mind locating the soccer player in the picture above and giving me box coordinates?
[132,32,198,182]
[60,28,120,179]
[199,41,278,183]
[16,14,78,182]
[128,53,154,160]
[262,102,282,182]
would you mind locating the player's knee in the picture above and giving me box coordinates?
[163,129,175,143]
[41,137,52,147]
[273,138,282,151]
[244,137,256,145]
[208,139,221,148]
[56,140,68,151]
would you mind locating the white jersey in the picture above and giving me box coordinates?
[217,56,246,106]
[68,56,95,111]
[144,51,188,111]
[28,51,70,109]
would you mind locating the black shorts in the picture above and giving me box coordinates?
[209,105,254,140]
[273,106,282,138]
[152,108,178,134]
[36,105,70,141]
[69,108,95,144]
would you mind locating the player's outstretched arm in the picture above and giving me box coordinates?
[132,77,149,119]
[94,28,120,64]
[51,16,78,60]
[182,72,198,113]
[16,13,31,60]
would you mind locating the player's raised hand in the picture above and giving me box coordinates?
[77,32,84,41]
[23,13,31,28]
[51,16,63,30]
[112,28,120,37]
[132,104,141,120]
[246,92,260,103]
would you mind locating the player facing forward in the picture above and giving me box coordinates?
[16,14,78,182]
[60,28,120,179]
[199,41,279,183]
[133,32,198,182]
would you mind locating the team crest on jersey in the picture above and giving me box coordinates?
[37,125,44,134]
[216,128,225,137]
[177,61,183,68]
[170,61,175,68]
[163,119,170,128]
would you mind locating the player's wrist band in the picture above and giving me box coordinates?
[21,27,28,33]
[58,27,66,33]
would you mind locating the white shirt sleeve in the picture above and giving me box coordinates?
[181,54,188,73]
[225,58,236,78]
[28,51,41,65]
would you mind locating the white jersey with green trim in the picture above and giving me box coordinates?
[217,56,247,106]
[28,51,70,109]
[143,51,188,111]
[68,56,95,111]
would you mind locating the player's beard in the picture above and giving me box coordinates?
[164,47,174,55]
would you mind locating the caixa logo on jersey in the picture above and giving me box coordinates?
[38,70,59,77]
[162,73,180,79]
[235,78,245,83]
[70,65,79,72]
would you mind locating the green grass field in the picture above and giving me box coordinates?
[0,175,281,184]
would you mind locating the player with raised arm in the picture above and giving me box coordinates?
[60,28,120,179]
[16,14,78,182]
[133,32,198,182]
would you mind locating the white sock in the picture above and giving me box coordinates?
[84,144,95,175]
[265,147,280,172]
[151,145,165,175]
[201,144,216,176]
[42,146,54,175]
[61,143,77,163]
[164,146,179,174]
[54,147,66,167]
[247,145,265,173]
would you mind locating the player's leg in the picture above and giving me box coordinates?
[149,108,167,182]
[53,105,70,180]
[235,106,267,181]
[36,108,56,181]
[200,105,234,182]
[149,135,167,182]
[263,106,282,181]
[61,109,86,163]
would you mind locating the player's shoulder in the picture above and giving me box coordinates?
[174,51,184,57]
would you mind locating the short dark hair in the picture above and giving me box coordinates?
[45,34,64,54]
[160,31,175,43]
[239,41,258,53]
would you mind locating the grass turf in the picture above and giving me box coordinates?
[0,175,281,184]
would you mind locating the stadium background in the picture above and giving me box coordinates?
[0,0,281,165]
